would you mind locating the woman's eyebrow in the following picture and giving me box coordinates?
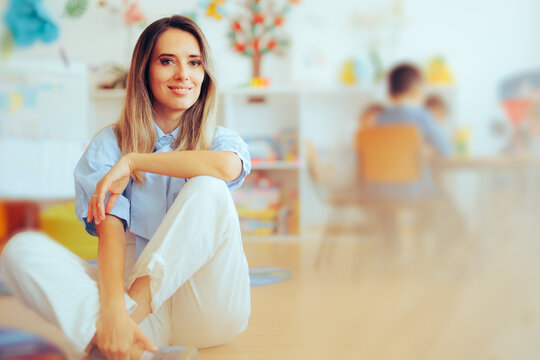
[157,53,177,58]
[157,53,201,58]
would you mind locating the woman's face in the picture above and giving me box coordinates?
[148,28,205,122]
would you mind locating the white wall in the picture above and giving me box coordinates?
[3,0,540,153]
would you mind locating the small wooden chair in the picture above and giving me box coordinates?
[310,125,454,268]
[356,124,422,185]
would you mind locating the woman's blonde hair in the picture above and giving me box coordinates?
[114,15,217,183]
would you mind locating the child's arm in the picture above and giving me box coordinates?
[423,112,453,156]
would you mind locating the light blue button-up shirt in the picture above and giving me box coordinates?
[74,124,251,259]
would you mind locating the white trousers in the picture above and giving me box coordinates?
[0,176,251,357]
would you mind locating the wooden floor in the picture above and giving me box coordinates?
[2,231,540,360]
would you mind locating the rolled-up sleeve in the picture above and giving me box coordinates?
[74,128,131,236]
[210,126,251,191]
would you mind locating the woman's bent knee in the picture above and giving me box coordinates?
[186,176,229,199]
[1,231,48,265]
[179,176,235,216]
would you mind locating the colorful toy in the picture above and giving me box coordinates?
[200,0,227,19]
[453,127,471,157]
[0,326,66,359]
[233,173,281,235]
[425,56,454,85]
[499,70,540,127]
[339,59,358,86]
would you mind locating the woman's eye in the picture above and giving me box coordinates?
[190,60,202,66]
[160,59,174,65]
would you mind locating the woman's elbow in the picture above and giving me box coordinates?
[220,152,243,182]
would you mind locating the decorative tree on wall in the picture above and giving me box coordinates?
[226,0,300,84]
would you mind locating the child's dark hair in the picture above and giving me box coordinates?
[388,63,422,97]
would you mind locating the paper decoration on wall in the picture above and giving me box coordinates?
[349,0,405,82]
[64,0,89,18]
[201,0,299,86]
[227,0,299,84]
[124,1,146,25]
[3,0,59,48]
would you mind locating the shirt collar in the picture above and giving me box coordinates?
[153,122,180,151]
[154,122,180,139]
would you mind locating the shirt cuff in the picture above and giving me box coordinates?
[83,194,130,236]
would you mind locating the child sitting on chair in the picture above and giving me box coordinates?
[378,63,452,158]
[374,63,452,196]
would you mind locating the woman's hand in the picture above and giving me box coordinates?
[94,304,157,360]
[88,155,134,225]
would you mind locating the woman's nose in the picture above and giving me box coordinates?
[174,64,189,80]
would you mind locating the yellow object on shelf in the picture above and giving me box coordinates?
[339,59,357,86]
[40,202,98,259]
[426,57,454,85]
[453,127,471,157]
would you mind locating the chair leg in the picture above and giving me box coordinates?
[314,205,342,269]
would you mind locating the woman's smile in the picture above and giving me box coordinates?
[167,85,192,96]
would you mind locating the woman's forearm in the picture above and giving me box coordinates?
[127,150,242,182]
[95,215,127,309]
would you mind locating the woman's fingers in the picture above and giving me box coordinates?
[87,197,93,223]
[93,196,101,225]
[106,194,119,214]
[134,326,158,352]
[96,181,108,222]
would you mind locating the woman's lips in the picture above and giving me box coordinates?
[168,86,192,95]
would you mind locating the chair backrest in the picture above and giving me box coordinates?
[357,124,422,184]
[305,140,322,185]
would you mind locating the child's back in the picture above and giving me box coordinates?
[366,63,452,198]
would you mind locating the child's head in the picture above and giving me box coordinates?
[387,63,423,104]
[359,103,385,129]
[424,94,448,123]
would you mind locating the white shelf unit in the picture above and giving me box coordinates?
[91,85,454,239]
[218,86,380,238]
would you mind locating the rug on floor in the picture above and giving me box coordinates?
[0,261,292,296]
[0,326,66,359]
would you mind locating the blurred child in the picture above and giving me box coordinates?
[359,103,385,129]
[368,64,461,243]
[373,63,452,196]
[378,63,452,159]
[424,93,447,122]
[424,94,447,122]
